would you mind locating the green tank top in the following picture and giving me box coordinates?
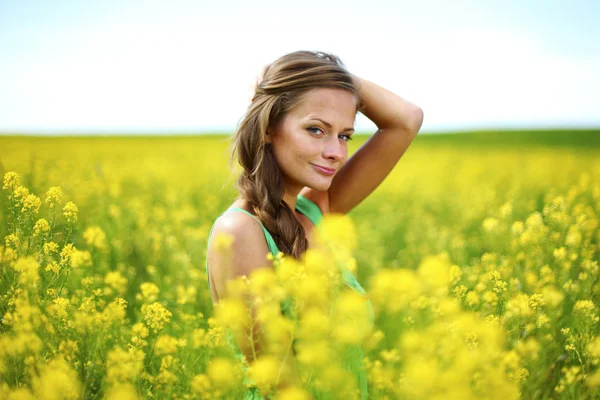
[205,194,373,400]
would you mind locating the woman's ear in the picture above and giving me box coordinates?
[265,128,274,143]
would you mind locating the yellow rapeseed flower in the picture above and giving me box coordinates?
[106,346,145,384]
[155,334,180,355]
[33,218,50,237]
[5,233,20,249]
[45,186,63,209]
[213,232,234,252]
[31,357,81,400]
[214,298,249,335]
[275,386,312,400]
[142,302,172,333]
[138,282,160,303]
[103,383,139,400]
[418,254,451,292]
[21,194,42,215]
[317,213,357,253]
[248,355,280,394]
[207,357,240,389]
[191,374,212,393]
[13,256,39,288]
[63,201,79,223]
[3,171,20,190]
[70,250,92,269]
[83,226,108,249]
[105,271,128,295]
[43,241,59,255]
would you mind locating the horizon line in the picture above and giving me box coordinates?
[1,125,599,138]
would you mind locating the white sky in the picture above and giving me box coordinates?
[1,0,599,134]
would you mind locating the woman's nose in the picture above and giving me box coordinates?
[323,136,344,161]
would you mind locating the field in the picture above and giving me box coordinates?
[1,129,599,399]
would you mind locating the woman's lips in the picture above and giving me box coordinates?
[311,163,336,176]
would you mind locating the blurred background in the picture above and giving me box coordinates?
[1,0,599,135]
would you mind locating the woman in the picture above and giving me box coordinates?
[205,50,423,398]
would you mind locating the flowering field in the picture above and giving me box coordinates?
[0,130,599,399]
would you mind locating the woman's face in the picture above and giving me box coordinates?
[267,87,357,193]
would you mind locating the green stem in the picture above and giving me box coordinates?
[57,269,70,297]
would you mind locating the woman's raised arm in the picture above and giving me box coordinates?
[328,75,424,214]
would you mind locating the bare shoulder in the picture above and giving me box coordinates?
[207,211,273,303]
[298,187,330,214]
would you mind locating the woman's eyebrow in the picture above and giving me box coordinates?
[308,117,355,132]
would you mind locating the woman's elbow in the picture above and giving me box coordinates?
[408,106,424,136]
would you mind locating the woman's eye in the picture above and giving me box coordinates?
[339,134,353,142]
[308,127,324,135]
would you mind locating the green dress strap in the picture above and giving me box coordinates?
[295,194,323,226]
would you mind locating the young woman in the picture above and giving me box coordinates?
[205,50,423,398]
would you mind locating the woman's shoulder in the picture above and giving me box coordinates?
[211,203,266,244]
[207,206,272,298]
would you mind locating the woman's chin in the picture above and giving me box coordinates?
[308,179,333,192]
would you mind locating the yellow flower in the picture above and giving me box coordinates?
[331,291,372,345]
[176,285,197,305]
[106,346,145,384]
[132,322,149,339]
[21,194,42,214]
[103,383,139,400]
[5,233,20,249]
[482,217,500,233]
[58,340,79,363]
[214,298,249,335]
[31,357,81,400]
[101,298,128,324]
[573,300,598,323]
[528,293,545,310]
[207,357,239,388]
[297,307,330,340]
[142,302,172,333]
[45,186,63,209]
[45,261,61,275]
[33,218,50,237]
[275,387,312,400]
[70,250,93,269]
[47,297,70,322]
[13,256,39,288]
[105,271,128,295]
[43,241,59,255]
[466,291,480,307]
[248,355,280,394]
[13,186,30,206]
[138,282,159,303]
[317,213,357,253]
[155,334,180,355]
[83,226,108,249]
[3,171,20,190]
[60,243,76,265]
[418,255,450,291]
[63,201,79,222]
[191,374,212,393]
[213,232,234,252]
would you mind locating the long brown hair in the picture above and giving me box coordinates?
[230,50,362,259]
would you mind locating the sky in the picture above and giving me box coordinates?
[0,0,599,135]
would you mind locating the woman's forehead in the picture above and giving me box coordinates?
[290,88,357,122]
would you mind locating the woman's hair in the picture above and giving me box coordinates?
[230,50,362,260]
